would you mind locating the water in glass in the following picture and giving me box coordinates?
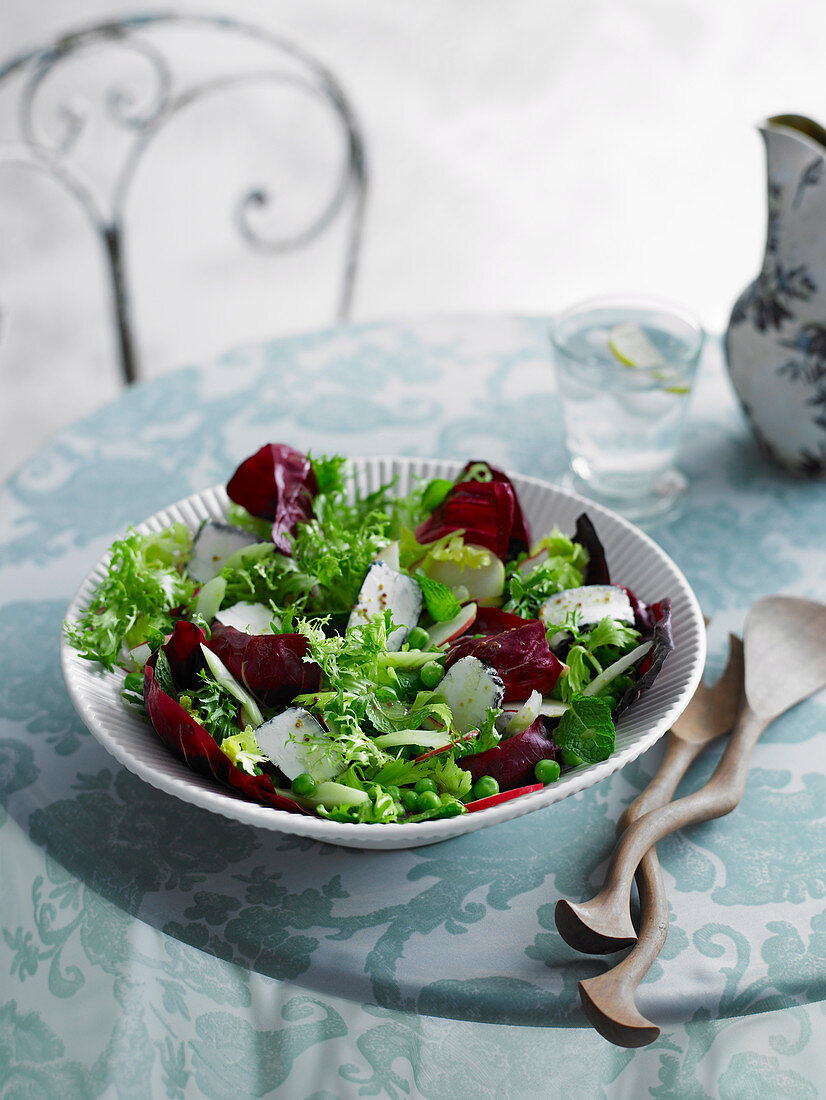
[552,299,703,520]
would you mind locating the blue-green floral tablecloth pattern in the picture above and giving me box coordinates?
[2,316,826,1099]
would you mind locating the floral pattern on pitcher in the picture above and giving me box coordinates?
[726,115,826,475]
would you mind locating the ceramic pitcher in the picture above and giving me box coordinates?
[726,114,826,476]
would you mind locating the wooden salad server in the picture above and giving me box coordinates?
[556,630,744,958]
[573,633,744,1047]
[556,595,826,969]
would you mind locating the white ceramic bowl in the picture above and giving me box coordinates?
[61,457,706,849]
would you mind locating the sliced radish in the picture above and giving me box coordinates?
[375,540,401,571]
[464,782,544,813]
[188,521,260,584]
[255,707,341,782]
[517,547,550,575]
[436,655,505,734]
[121,642,152,672]
[412,733,476,764]
[347,561,423,650]
[424,545,505,602]
[215,601,278,635]
[426,603,477,648]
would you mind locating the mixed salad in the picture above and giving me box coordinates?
[65,444,673,825]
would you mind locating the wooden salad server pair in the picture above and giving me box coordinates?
[555,595,826,1048]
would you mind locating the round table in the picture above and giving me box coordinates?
[2,316,825,1098]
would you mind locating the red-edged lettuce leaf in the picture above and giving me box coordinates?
[573,513,610,585]
[226,443,318,554]
[446,619,564,701]
[143,651,307,815]
[615,598,674,718]
[208,623,322,708]
[459,717,558,791]
[473,606,534,635]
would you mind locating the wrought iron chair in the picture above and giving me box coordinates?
[0,13,368,384]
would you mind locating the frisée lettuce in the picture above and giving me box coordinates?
[64,444,675,824]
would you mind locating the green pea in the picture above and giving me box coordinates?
[406,626,430,651]
[535,758,561,785]
[123,672,143,692]
[291,773,317,797]
[401,789,419,811]
[414,778,438,794]
[471,775,499,801]
[419,660,444,689]
[415,790,441,813]
[386,786,401,803]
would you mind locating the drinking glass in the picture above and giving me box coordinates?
[551,295,704,521]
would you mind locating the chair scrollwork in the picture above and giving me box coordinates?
[0,13,368,384]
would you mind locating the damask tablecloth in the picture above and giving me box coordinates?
[2,316,826,1099]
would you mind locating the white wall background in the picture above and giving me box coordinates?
[1,0,824,480]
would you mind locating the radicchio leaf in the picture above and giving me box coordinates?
[208,622,322,708]
[226,443,319,554]
[446,619,564,701]
[459,717,558,791]
[615,598,674,718]
[473,606,535,635]
[415,460,531,560]
[621,586,658,635]
[573,513,610,585]
[459,461,531,554]
[143,649,307,815]
[161,620,208,690]
[415,477,514,560]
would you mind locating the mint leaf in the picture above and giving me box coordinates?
[153,649,176,698]
[414,570,462,622]
[421,478,453,513]
[554,693,615,765]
